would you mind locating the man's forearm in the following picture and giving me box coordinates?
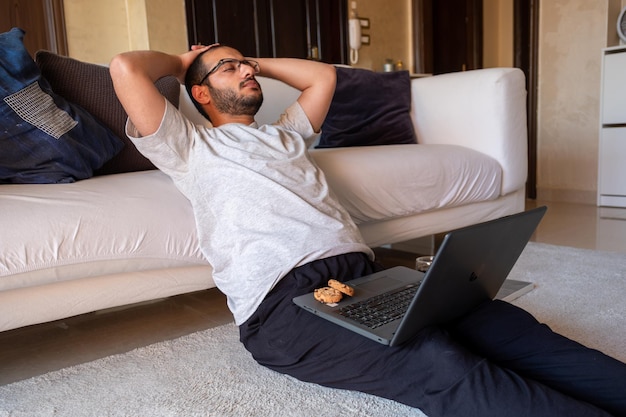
[109,51,180,137]
[254,58,336,132]
[110,47,209,137]
[254,57,334,93]
[110,51,183,84]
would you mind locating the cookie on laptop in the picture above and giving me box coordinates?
[328,279,355,297]
[314,287,343,304]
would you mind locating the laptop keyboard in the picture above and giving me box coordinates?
[337,284,420,329]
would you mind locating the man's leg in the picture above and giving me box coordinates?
[240,254,612,417]
[447,299,626,416]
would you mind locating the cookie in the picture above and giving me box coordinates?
[313,287,343,304]
[328,279,355,297]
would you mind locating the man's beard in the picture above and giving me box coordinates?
[208,79,264,117]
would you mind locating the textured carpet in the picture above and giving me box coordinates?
[0,242,624,416]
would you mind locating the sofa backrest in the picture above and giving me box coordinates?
[179,67,528,197]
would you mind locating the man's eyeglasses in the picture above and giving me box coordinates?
[199,58,260,85]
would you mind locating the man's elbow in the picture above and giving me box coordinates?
[109,54,131,84]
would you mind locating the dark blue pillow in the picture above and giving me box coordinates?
[317,67,417,148]
[0,28,123,184]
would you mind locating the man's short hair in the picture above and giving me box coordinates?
[184,45,226,122]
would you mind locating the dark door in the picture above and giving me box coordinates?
[270,0,309,58]
[412,0,482,75]
[431,0,482,74]
[185,0,347,64]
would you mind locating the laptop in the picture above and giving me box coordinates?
[293,206,547,347]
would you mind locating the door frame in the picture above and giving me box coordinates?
[514,0,539,199]
[46,0,67,55]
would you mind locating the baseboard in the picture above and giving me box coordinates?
[536,187,596,205]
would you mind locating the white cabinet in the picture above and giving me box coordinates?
[601,50,626,124]
[598,46,626,207]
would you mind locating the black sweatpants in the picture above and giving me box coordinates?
[239,252,626,417]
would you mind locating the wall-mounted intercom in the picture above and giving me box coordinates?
[348,1,361,64]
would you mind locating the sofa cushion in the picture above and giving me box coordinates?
[310,144,502,223]
[317,67,417,148]
[0,170,208,289]
[0,143,502,291]
[35,51,181,175]
[0,28,124,184]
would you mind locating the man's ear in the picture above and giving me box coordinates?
[191,84,211,106]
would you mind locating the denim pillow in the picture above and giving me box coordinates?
[317,67,417,148]
[0,28,123,184]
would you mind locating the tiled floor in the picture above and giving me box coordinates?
[526,200,626,254]
[1,200,625,386]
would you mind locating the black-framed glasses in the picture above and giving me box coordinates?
[199,58,260,85]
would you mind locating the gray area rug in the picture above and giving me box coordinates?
[0,242,624,416]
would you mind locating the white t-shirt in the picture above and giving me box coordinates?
[127,99,372,324]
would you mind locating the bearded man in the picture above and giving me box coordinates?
[109,45,626,417]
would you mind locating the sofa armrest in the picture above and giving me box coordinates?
[410,68,528,195]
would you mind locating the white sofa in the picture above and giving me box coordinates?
[0,67,527,332]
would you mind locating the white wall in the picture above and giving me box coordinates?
[536,1,613,204]
[347,0,413,72]
[63,0,187,64]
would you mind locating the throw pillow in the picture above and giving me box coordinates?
[35,50,181,175]
[0,27,124,184]
[316,67,417,148]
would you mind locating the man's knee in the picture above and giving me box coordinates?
[446,300,551,358]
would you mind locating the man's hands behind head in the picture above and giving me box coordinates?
[177,44,218,84]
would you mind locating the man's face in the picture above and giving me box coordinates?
[202,48,263,117]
